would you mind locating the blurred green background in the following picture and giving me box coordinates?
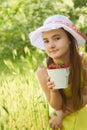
[0,0,87,129]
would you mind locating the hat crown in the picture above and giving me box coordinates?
[43,15,73,25]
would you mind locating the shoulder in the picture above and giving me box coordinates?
[36,66,48,82]
[37,66,46,75]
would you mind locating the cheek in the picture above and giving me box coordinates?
[60,43,70,52]
[44,45,48,51]
[44,45,49,54]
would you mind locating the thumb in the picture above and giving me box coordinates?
[60,124,63,130]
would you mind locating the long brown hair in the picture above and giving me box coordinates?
[46,29,82,110]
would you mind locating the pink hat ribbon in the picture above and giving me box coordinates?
[45,20,87,40]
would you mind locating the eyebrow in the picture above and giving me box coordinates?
[43,34,60,41]
[52,34,60,38]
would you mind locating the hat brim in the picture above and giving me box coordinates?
[29,23,86,50]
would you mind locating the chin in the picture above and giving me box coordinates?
[53,54,61,58]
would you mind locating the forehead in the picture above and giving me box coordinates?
[42,28,66,38]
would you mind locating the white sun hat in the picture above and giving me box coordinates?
[29,15,87,50]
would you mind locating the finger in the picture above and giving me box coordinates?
[48,84,55,89]
[49,119,52,128]
[49,120,57,130]
[51,125,55,130]
[47,81,53,86]
[52,125,58,130]
[50,123,59,130]
[60,124,63,130]
[49,119,54,129]
[47,81,55,87]
[55,125,58,130]
[47,76,50,81]
[47,76,54,84]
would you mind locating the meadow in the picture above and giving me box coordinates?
[0,62,50,130]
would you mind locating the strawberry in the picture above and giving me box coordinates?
[61,64,70,68]
[48,62,70,69]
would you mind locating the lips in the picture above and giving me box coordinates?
[49,49,58,53]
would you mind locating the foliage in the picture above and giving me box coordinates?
[0,0,87,73]
[74,0,87,7]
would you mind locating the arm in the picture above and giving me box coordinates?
[37,67,63,110]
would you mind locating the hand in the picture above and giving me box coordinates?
[49,114,63,130]
[47,76,55,90]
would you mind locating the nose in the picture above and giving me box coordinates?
[49,40,55,48]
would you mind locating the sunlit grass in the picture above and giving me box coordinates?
[0,70,50,130]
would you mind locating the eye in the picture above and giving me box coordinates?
[55,37,60,40]
[44,40,49,44]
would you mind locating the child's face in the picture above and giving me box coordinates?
[42,28,71,63]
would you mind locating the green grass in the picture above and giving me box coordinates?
[0,68,50,130]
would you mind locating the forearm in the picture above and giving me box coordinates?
[55,100,74,119]
[55,106,74,121]
[50,89,62,110]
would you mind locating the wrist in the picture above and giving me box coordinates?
[50,88,58,92]
[56,109,64,119]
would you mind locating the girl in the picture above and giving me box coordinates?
[29,15,87,130]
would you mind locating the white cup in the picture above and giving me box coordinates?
[47,68,70,89]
